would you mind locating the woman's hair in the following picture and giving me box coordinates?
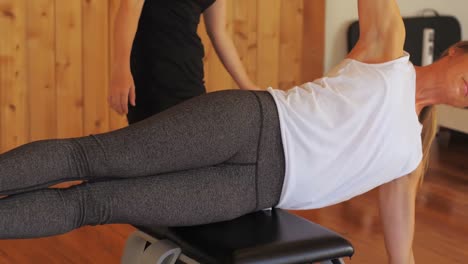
[417,40,468,186]
[416,106,437,186]
[438,40,468,58]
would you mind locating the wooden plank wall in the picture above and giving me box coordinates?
[0,0,325,153]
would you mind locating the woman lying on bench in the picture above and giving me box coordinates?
[1,0,468,263]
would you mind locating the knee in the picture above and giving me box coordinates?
[70,136,109,178]
[63,183,114,227]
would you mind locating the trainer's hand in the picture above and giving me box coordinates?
[109,66,136,115]
[240,82,262,91]
[249,86,263,91]
[245,84,263,91]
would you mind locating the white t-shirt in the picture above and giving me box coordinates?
[267,52,423,210]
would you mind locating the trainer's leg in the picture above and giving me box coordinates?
[0,164,284,239]
[0,90,262,195]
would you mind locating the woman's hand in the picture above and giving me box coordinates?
[108,66,136,115]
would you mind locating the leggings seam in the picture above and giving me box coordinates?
[250,91,264,211]
[222,162,256,166]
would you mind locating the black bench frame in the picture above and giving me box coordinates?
[122,209,354,264]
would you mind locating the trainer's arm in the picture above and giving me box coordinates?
[203,0,259,90]
[109,0,145,114]
[348,0,406,63]
[113,0,144,66]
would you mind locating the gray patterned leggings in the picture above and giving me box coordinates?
[0,90,285,239]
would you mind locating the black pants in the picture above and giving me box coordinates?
[0,90,285,239]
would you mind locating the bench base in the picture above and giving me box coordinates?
[122,209,354,264]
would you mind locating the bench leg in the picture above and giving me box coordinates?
[122,230,182,264]
[319,259,346,264]
[123,230,351,264]
[332,259,345,264]
[177,255,200,264]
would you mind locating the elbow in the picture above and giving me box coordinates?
[391,18,406,49]
[205,17,229,41]
[119,0,133,11]
[382,17,406,50]
[361,17,406,51]
[206,27,228,45]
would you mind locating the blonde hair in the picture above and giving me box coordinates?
[416,40,468,186]
[416,106,437,186]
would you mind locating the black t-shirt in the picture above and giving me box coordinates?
[194,0,216,12]
[130,0,216,96]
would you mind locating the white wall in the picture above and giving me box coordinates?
[324,0,468,72]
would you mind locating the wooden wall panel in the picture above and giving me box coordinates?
[26,0,56,141]
[257,0,281,89]
[108,0,128,131]
[56,0,83,138]
[233,0,258,88]
[302,0,325,82]
[0,0,28,151]
[0,0,325,152]
[279,0,304,90]
[244,0,258,86]
[82,0,109,135]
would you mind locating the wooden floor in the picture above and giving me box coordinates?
[0,132,467,264]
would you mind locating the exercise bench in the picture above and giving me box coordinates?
[122,208,354,264]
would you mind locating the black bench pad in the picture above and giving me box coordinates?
[136,209,354,264]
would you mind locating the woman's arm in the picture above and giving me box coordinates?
[203,0,259,90]
[348,0,406,63]
[379,164,423,264]
[109,0,145,115]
